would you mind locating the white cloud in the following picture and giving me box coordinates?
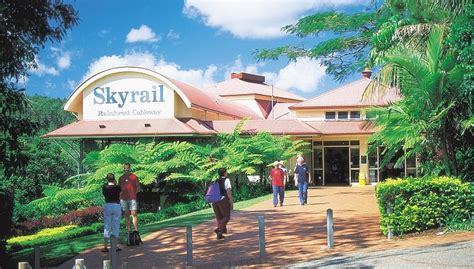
[83,51,218,88]
[166,29,180,40]
[98,29,109,38]
[30,57,59,76]
[50,47,72,69]
[274,58,326,93]
[183,0,365,39]
[126,25,160,43]
[57,53,71,69]
[224,56,325,93]
[67,79,77,91]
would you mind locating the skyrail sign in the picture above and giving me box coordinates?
[82,76,174,120]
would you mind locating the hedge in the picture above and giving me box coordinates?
[375,176,473,236]
[7,223,103,252]
[14,206,102,236]
[7,225,77,245]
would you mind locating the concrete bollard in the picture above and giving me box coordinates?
[34,246,40,269]
[111,236,117,269]
[387,207,393,240]
[186,225,193,266]
[327,209,334,248]
[73,259,86,269]
[258,215,266,258]
[103,260,111,269]
[18,262,32,269]
[121,261,128,269]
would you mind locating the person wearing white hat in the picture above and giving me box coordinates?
[294,156,311,205]
[270,160,286,207]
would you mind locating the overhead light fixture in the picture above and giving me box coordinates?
[144,123,151,127]
[99,124,106,128]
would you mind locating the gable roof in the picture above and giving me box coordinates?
[290,78,400,109]
[205,77,304,101]
[64,67,260,120]
[165,76,261,119]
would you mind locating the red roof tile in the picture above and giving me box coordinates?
[165,76,262,119]
[290,78,400,109]
[305,121,376,135]
[205,77,304,101]
[207,120,320,135]
[43,119,211,138]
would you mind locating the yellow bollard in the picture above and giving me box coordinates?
[358,172,367,186]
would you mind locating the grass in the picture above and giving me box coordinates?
[9,194,271,267]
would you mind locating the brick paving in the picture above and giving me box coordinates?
[55,186,474,268]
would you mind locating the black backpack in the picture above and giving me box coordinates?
[127,231,143,246]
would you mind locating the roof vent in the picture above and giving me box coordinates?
[362,67,372,78]
[231,72,265,83]
[144,123,151,127]
[99,124,106,128]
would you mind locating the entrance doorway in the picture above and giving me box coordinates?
[324,147,349,185]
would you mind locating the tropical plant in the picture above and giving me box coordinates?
[22,121,308,218]
[366,26,471,177]
[255,0,471,81]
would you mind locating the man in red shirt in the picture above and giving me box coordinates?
[270,161,286,207]
[119,163,140,233]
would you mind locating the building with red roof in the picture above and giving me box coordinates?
[45,66,413,186]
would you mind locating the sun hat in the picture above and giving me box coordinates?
[273,161,280,167]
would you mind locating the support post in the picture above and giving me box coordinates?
[111,236,117,269]
[258,215,266,258]
[103,260,111,269]
[387,207,393,240]
[18,262,31,269]
[327,209,334,248]
[74,259,85,269]
[34,246,40,269]
[79,139,85,174]
[186,225,193,266]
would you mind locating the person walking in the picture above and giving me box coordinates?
[119,163,140,234]
[212,168,233,240]
[294,156,311,205]
[270,161,286,207]
[102,173,122,252]
[278,160,289,187]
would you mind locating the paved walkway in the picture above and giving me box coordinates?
[288,240,474,268]
[56,187,474,268]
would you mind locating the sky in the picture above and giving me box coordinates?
[25,0,373,99]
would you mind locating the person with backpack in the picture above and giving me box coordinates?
[270,161,286,207]
[210,168,233,240]
[102,173,122,252]
[294,156,311,205]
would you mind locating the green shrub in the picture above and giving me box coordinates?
[7,225,77,246]
[376,176,473,236]
[7,223,103,252]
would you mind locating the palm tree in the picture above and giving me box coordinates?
[365,26,467,176]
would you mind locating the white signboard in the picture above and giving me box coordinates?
[82,76,174,120]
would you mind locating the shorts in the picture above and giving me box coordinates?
[120,199,138,211]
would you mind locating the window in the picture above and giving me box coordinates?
[312,141,322,146]
[324,141,349,146]
[350,148,360,168]
[325,112,336,120]
[350,111,360,119]
[338,111,348,120]
[313,148,323,169]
